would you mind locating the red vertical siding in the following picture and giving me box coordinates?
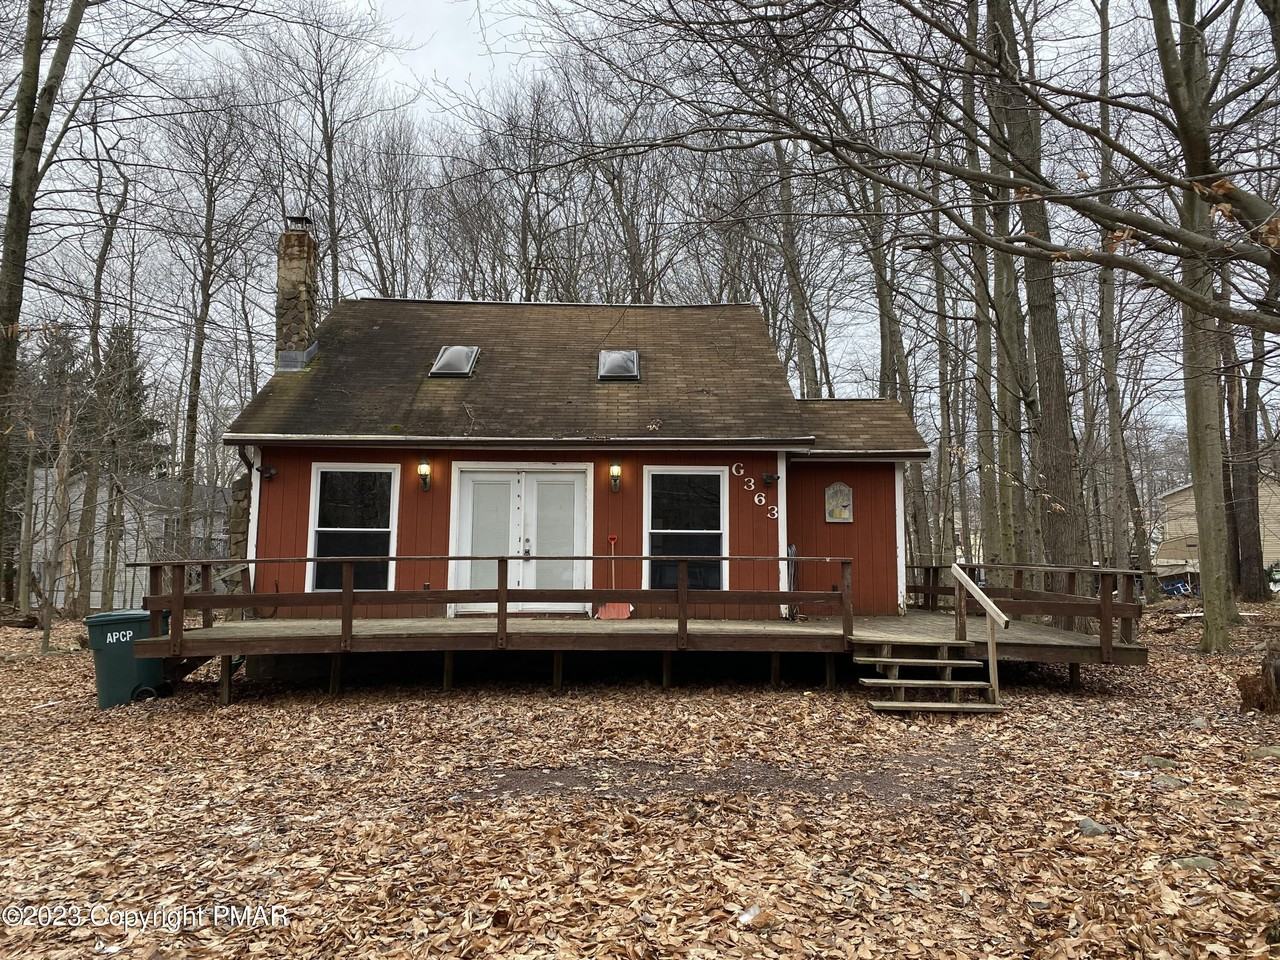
[252,446,786,619]
[784,460,900,615]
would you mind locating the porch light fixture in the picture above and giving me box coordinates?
[418,458,431,492]
[610,461,622,493]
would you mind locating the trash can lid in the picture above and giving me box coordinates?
[85,609,151,626]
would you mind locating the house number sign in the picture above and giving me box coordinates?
[732,462,779,519]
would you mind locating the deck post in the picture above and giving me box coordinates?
[676,560,689,650]
[496,557,508,649]
[825,652,836,691]
[1119,573,1135,644]
[443,651,454,691]
[1069,662,1081,690]
[148,564,164,638]
[770,652,781,689]
[1098,572,1115,664]
[328,654,343,696]
[954,576,967,643]
[840,560,854,640]
[218,655,233,705]
[552,651,563,692]
[986,615,1001,705]
[169,564,185,656]
[340,561,354,653]
[200,564,214,628]
[661,651,672,690]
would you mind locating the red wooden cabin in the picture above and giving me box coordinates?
[133,222,1146,709]
[227,222,927,622]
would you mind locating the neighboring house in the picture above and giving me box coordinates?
[223,222,929,617]
[28,473,229,611]
[1153,478,1280,579]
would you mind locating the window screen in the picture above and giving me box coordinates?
[598,349,640,380]
[313,469,394,589]
[648,472,723,589]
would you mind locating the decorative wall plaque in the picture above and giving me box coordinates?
[825,481,852,523]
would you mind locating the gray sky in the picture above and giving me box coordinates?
[379,0,528,92]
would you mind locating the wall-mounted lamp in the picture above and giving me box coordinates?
[609,461,622,493]
[417,457,432,492]
[256,465,277,481]
[763,472,778,487]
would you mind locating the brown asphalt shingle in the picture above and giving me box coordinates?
[224,299,927,456]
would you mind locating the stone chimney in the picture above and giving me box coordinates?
[276,215,317,371]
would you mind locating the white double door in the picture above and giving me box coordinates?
[455,468,589,613]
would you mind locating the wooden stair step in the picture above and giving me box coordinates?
[853,656,984,668]
[860,678,991,689]
[869,700,1006,713]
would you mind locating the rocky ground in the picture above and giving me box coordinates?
[0,605,1277,958]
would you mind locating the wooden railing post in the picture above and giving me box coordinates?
[496,557,508,649]
[148,564,164,638]
[676,559,689,649]
[340,561,354,652]
[841,560,854,639]
[200,563,213,629]
[1098,571,1115,664]
[170,563,185,656]
[987,615,1001,705]
[928,567,940,611]
[1119,573,1135,644]
[954,574,967,643]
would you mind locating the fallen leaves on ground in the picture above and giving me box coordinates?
[0,604,1278,958]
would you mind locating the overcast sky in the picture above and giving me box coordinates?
[378,0,529,95]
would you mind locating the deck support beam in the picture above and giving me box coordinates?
[661,651,672,690]
[825,653,836,691]
[552,651,563,692]
[218,655,233,705]
[1069,662,1081,690]
[770,652,781,689]
[328,653,344,696]
[443,651,454,691]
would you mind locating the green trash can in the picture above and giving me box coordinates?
[86,610,170,708]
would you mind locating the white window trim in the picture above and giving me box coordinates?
[642,465,730,589]
[306,462,401,592]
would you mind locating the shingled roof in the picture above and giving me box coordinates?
[224,299,927,456]
[798,400,929,459]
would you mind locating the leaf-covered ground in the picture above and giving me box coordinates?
[1,608,1278,958]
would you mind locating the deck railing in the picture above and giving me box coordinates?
[135,555,856,657]
[951,563,1010,704]
[907,561,1142,663]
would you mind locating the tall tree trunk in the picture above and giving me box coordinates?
[178,189,216,555]
[1182,193,1239,650]
[772,141,821,397]
[988,0,1089,565]
[964,0,999,565]
[0,0,90,591]
[1097,0,1131,570]
[17,441,35,618]
[1222,319,1267,600]
[1123,442,1160,601]
[931,174,956,563]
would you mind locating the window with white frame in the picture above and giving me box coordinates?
[310,467,397,590]
[646,469,726,589]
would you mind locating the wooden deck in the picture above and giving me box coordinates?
[133,610,1146,665]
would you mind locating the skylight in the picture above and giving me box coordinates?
[598,349,640,381]
[429,345,479,377]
